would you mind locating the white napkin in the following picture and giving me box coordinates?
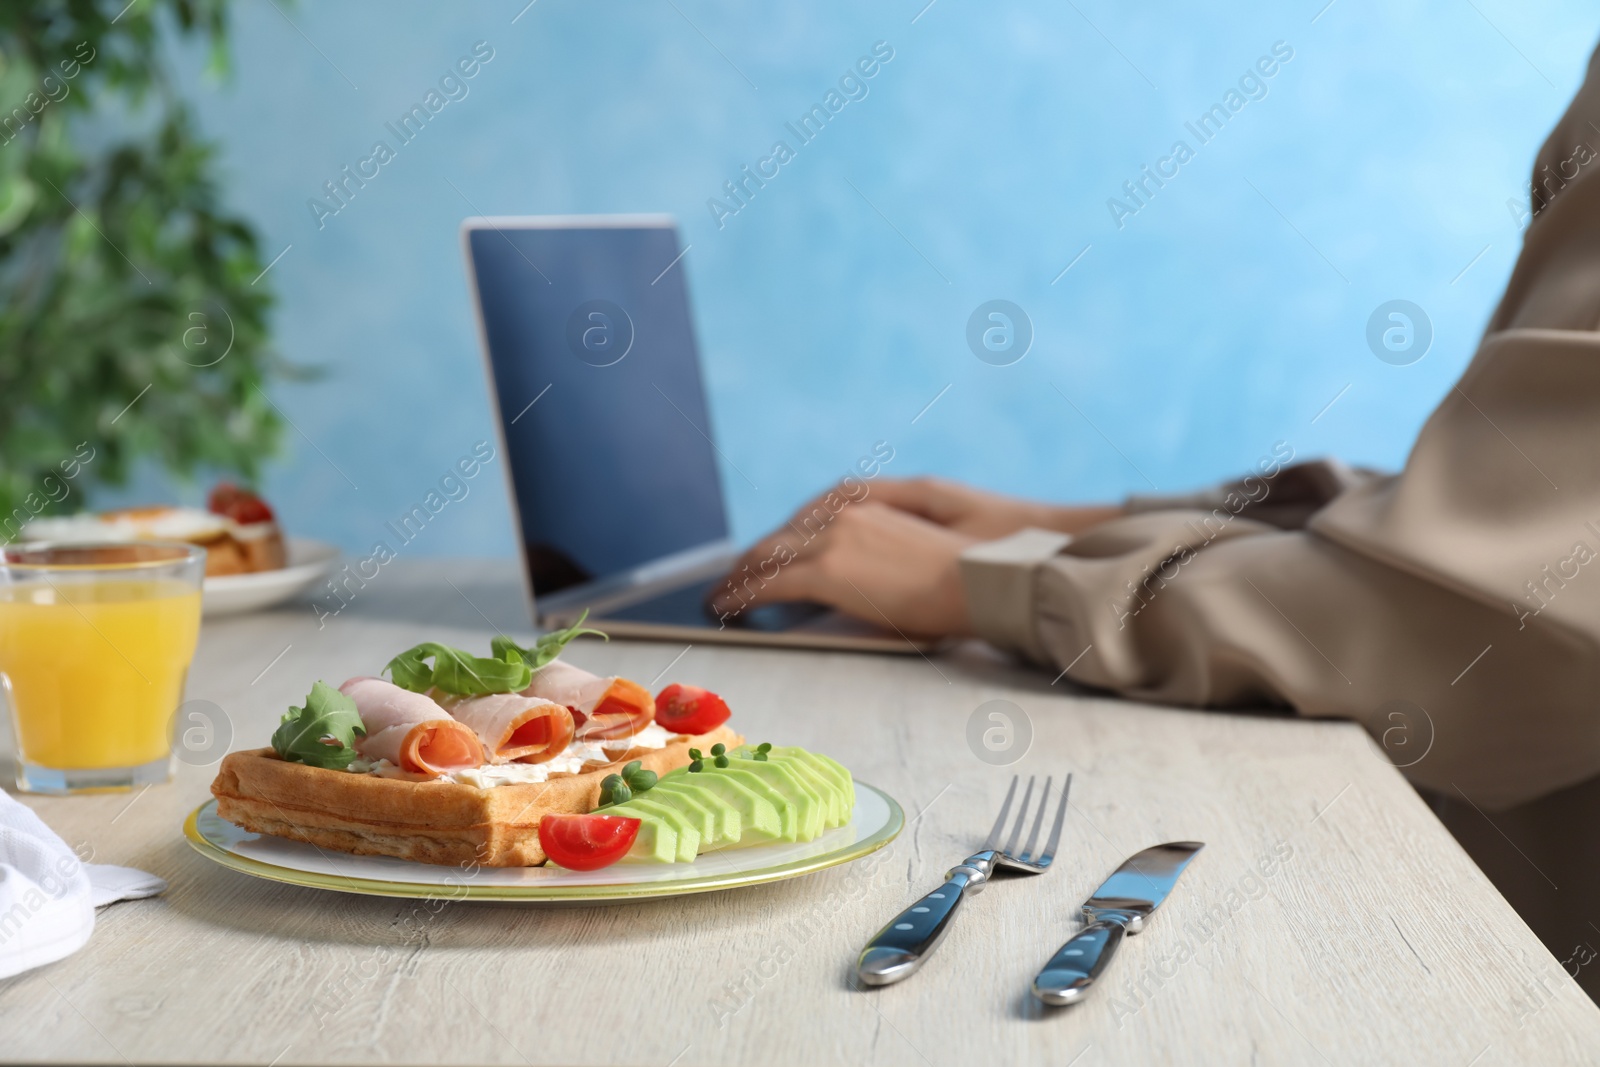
[0,790,168,980]
[85,862,167,908]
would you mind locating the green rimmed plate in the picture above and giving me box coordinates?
[183,782,903,902]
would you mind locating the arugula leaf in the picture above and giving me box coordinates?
[384,641,532,696]
[491,612,608,673]
[271,681,367,769]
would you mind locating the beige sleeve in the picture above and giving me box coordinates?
[960,45,1600,810]
[1123,458,1382,531]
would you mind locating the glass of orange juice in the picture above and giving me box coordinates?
[1,542,205,793]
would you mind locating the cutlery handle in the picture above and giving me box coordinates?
[854,865,984,987]
[1031,917,1128,1006]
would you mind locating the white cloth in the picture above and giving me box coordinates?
[0,790,167,980]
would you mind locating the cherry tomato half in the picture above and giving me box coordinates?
[207,483,275,524]
[654,684,732,736]
[538,813,641,870]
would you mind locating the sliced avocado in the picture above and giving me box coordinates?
[760,752,845,827]
[649,779,739,845]
[680,765,799,842]
[620,795,701,861]
[771,753,850,826]
[665,772,781,844]
[767,747,855,803]
[809,751,857,811]
[765,748,855,825]
[723,758,825,840]
[602,804,677,864]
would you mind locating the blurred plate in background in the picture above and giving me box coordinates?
[202,538,338,617]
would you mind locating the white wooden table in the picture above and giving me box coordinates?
[4,561,1598,1065]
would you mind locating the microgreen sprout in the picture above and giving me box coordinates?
[598,773,631,807]
[599,761,659,806]
[621,760,657,792]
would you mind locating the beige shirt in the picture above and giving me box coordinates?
[961,46,1600,811]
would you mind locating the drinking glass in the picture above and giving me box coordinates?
[0,542,205,793]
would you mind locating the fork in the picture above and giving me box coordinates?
[854,773,1073,987]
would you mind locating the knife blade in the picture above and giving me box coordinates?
[1031,840,1204,1006]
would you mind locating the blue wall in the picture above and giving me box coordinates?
[147,0,1597,557]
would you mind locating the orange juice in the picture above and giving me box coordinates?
[0,579,202,770]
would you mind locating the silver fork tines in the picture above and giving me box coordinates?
[1020,776,1052,863]
[1003,776,1036,857]
[984,775,1020,850]
[995,773,1073,873]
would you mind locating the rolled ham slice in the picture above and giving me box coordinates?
[522,660,655,741]
[339,676,485,776]
[441,692,575,764]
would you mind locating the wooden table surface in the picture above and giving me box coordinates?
[4,560,1598,1065]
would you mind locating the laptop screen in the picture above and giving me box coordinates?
[465,219,729,596]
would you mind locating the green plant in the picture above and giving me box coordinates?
[0,0,286,539]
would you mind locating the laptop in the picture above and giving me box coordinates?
[461,214,922,653]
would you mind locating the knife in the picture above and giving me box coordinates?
[1031,840,1204,1006]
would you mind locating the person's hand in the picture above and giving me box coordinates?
[709,501,975,637]
[849,476,1123,540]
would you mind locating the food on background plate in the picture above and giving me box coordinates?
[211,618,853,870]
[23,483,286,577]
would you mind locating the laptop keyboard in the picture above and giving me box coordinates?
[596,576,829,633]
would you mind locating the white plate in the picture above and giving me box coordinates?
[184,783,904,901]
[202,538,339,617]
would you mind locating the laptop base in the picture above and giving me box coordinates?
[538,574,933,654]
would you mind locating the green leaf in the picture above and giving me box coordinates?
[271,681,366,769]
[0,8,299,529]
[490,612,608,673]
[384,641,531,696]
